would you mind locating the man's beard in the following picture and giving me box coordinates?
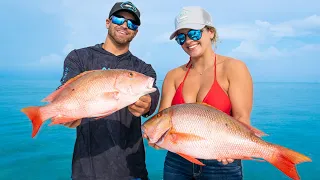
[108,27,135,46]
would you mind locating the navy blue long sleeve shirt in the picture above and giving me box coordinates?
[59,43,160,180]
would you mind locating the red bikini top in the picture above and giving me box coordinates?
[171,55,232,115]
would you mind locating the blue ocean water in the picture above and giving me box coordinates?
[0,79,319,180]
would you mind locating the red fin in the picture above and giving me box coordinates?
[42,70,95,102]
[21,106,44,138]
[266,145,311,180]
[170,132,204,144]
[177,152,205,166]
[49,115,80,125]
[232,156,266,162]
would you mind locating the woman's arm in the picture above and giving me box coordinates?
[228,59,253,125]
[218,59,253,165]
[158,70,177,112]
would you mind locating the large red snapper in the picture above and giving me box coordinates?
[21,69,156,138]
[142,103,311,180]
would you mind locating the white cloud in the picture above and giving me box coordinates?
[218,15,320,41]
[219,15,320,59]
[298,44,320,51]
[35,0,320,65]
[229,41,286,60]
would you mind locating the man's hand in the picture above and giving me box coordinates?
[63,119,82,128]
[128,94,151,117]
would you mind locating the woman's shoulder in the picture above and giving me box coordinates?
[219,55,249,73]
[165,64,189,80]
[218,55,251,80]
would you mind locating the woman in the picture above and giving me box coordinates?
[146,6,253,180]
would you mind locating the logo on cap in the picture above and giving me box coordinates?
[176,9,190,24]
[120,1,137,13]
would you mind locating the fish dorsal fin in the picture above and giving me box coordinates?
[42,70,97,102]
[196,102,220,110]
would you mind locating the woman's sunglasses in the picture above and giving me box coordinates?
[175,29,203,45]
[110,15,139,31]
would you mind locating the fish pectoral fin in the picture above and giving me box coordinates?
[177,152,205,166]
[49,115,80,125]
[170,132,204,144]
[103,91,120,100]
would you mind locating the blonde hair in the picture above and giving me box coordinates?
[205,26,219,48]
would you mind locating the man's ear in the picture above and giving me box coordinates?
[106,18,111,29]
[132,28,139,38]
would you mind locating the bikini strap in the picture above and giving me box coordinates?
[214,54,217,82]
[183,57,192,83]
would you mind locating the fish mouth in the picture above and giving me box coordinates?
[145,77,156,93]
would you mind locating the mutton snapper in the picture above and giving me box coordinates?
[142,103,311,180]
[21,69,156,138]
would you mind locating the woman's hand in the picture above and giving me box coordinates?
[217,158,234,165]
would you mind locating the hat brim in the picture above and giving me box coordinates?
[110,9,141,25]
[169,24,205,40]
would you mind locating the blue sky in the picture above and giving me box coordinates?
[1,0,319,82]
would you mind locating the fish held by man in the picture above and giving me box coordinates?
[142,103,311,180]
[21,69,156,138]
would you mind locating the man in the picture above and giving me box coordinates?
[59,1,160,180]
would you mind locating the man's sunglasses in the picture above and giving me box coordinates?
[175,29,203,45]
[110,15,139,31]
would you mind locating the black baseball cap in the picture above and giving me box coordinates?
[109,1,141,25]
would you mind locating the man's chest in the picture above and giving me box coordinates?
[85,56,137,72]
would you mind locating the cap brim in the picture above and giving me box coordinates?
[169,24,205,40]
[110,9,141,25]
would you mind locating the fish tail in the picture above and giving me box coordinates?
[21,106,45,138]
[267,145,311,180]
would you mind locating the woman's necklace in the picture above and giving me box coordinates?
[191,59,225,75]
[191,64,214,75]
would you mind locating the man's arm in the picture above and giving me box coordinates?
[58,50,83,88]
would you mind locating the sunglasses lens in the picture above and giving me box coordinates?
[111,16,138,31]
[176,34,186,45]
[112,16,125,25]
[188,30,202,41]
[127,20,138,30]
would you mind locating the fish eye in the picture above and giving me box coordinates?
[129,72,133,77]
